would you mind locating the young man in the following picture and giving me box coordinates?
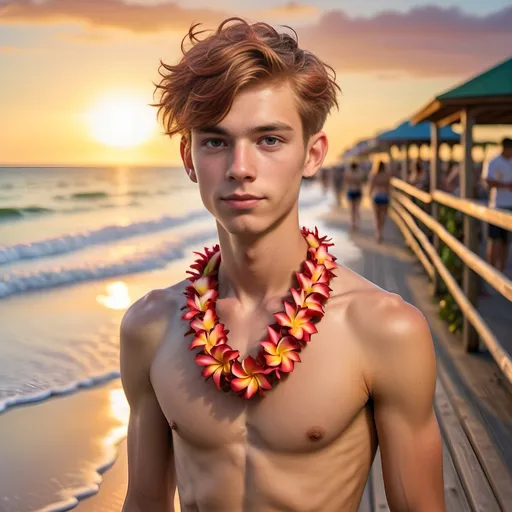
[121,18,445,512]
[482,137,512,273]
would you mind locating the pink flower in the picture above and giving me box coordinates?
[231,356,272,399]
[195,345,239,390]
[189,323,228,353]
[274,301,318,341]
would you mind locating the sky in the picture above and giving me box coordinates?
[0,0,511,166]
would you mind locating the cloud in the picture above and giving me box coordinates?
[297,6,512,77]
[0,44,35,53]
[259,1,320,20]
[0,0,229,32]
[1,1,511,77]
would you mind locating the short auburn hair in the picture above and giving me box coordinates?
[153,17,340,144]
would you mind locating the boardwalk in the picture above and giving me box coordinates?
[322,199,512,512]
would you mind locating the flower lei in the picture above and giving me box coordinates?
[182,227,336,400]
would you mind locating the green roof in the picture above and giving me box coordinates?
[437,57,512,101]
[411,56,512,125]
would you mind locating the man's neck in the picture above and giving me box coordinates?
[216,216,309,309]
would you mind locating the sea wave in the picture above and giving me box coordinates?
[0,210,209,265]
[0,370,120,415]
[0,228,218,298]
[0,206,54,220]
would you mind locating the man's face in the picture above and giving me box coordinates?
[182,81,326,236]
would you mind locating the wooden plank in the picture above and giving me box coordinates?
[371,449,390,512]
[434,378,501,512]
[392,196,512,386]
[393,191,512,302]
[442,443,472,512]
[389,209,435,279]
[432,190,512,231]
[438,364,512,511]
[390,177,432,203]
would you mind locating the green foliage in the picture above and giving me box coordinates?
[437,206,463,334]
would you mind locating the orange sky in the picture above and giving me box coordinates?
[0,1,511,166]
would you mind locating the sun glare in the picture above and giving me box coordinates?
[87,94,157,148]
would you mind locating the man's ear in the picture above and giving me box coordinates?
[302,131,328,179]
[180,135,197,183]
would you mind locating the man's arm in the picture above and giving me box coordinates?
[369,296,445,512]
[120,293,176,512]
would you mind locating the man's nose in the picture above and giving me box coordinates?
[225,142,256,181]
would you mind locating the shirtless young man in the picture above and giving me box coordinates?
[120,18,445,512]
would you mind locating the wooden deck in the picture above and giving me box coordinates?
[321,200,512,512]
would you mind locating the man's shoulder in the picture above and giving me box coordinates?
[120,279,188,349]
[331,267,431,354]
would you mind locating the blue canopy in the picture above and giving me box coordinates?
[377,121,460,145]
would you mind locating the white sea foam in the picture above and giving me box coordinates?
[0,210,209,265]
[0,371,120,414]
[0,228,218,298]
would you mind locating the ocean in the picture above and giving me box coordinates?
[0,165,362,511]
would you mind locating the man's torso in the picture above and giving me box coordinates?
[148,268,388,511]
[486,155,512,208]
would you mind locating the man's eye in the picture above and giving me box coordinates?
[262,136,280,146]
[204,139,224,148]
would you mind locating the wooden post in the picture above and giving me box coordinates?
[430,123,442,295]
[402,143,410,181]
[460,109,479,352]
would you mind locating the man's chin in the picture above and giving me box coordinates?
[217,217,267,238]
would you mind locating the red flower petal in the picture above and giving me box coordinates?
[231,360,247,378]
[212,366,224,389]
[280,358,295,373]
[243,355,263,374]
[230,376,250,392]
[274,311,292,327]
[244,378,260,399]
[195,353,217,366]
[260,341,278,355]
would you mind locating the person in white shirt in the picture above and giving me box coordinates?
[482,137,512,273]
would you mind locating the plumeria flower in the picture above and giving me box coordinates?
[190,308,217,333]
[295,272,330,298]
[260,330,301,373]
[312,245,337,271]
[290,288,324,315]
[303,260,329,283]
[302,227,333,249]
[186,245,221,280]
[192,276,213,296]
[182,289,217,320]
[202,250,221,277]
[231,356,272,399]
[195,344,239,390]
[274,301,318,341]
[189,323,228,353]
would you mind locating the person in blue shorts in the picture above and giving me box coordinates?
[368,161,391,243]
[343,161,363,232]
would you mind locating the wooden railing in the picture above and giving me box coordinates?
[389,177,512,386]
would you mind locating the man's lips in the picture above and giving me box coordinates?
[221,194,264,209]
[222,194,262,201]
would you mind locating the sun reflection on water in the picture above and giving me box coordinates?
[96,281,131,310]
[105,387,130,447]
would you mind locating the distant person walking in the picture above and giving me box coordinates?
[332,164,344,208]
[344,161,363,232]
[482,137,512,273]
[368,161,391,243]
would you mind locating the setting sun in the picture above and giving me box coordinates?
[86,93,157,148]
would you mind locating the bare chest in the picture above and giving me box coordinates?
[150,299,370,453]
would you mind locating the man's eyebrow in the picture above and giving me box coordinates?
[196,122,294,135]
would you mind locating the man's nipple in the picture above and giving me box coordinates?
[306,426,326,442]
